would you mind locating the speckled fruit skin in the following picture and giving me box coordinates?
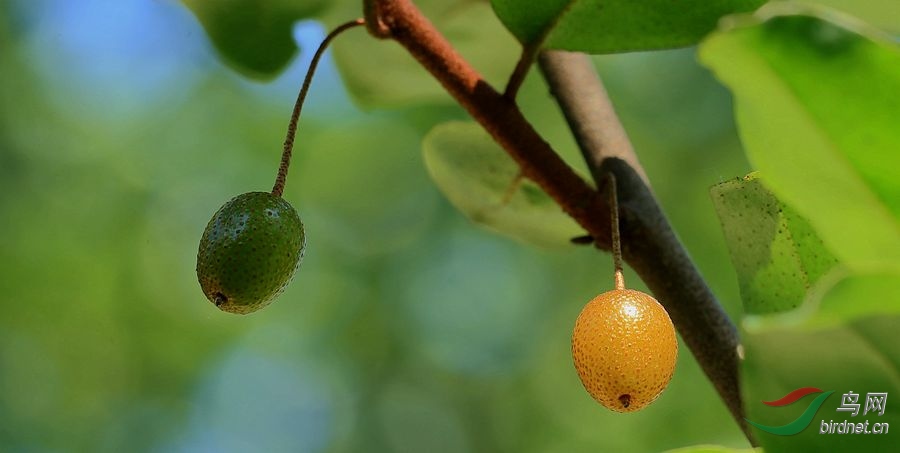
[572,289,678,412]
[197,192,306,314]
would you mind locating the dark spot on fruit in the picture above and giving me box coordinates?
[619,394,631,408]
[214,292,227,306]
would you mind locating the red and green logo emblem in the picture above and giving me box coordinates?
[746,387,834,435]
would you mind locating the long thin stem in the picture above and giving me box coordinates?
[503,43,540,100]
[608,173,625,290]
[272,18,366,197]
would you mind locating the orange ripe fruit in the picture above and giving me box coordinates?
[572,288,678,412]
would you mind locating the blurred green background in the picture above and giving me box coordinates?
[0,0,757,451]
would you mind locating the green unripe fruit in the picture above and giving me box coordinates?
[196,191,306,314]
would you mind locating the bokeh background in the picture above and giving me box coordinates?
[0,0,758,451]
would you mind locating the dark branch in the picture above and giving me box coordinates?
[538,50,752,442]
[537,51,649,186]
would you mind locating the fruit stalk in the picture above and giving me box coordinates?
[608,173,625,291]
[272,18,366,197]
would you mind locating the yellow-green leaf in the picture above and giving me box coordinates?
[422,121,582,247]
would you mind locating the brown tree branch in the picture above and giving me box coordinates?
[366,0,751,443]
[538,50,752,442]
[369,0,613,249]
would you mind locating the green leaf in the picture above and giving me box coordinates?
[327,0,520,108]
[741,315,900,451]
[489,0,765,54]
[699,3,900,274]
[181,0,329,79]
[711,173,839,315]
[422,121,582,247]
[712,173,900,326]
